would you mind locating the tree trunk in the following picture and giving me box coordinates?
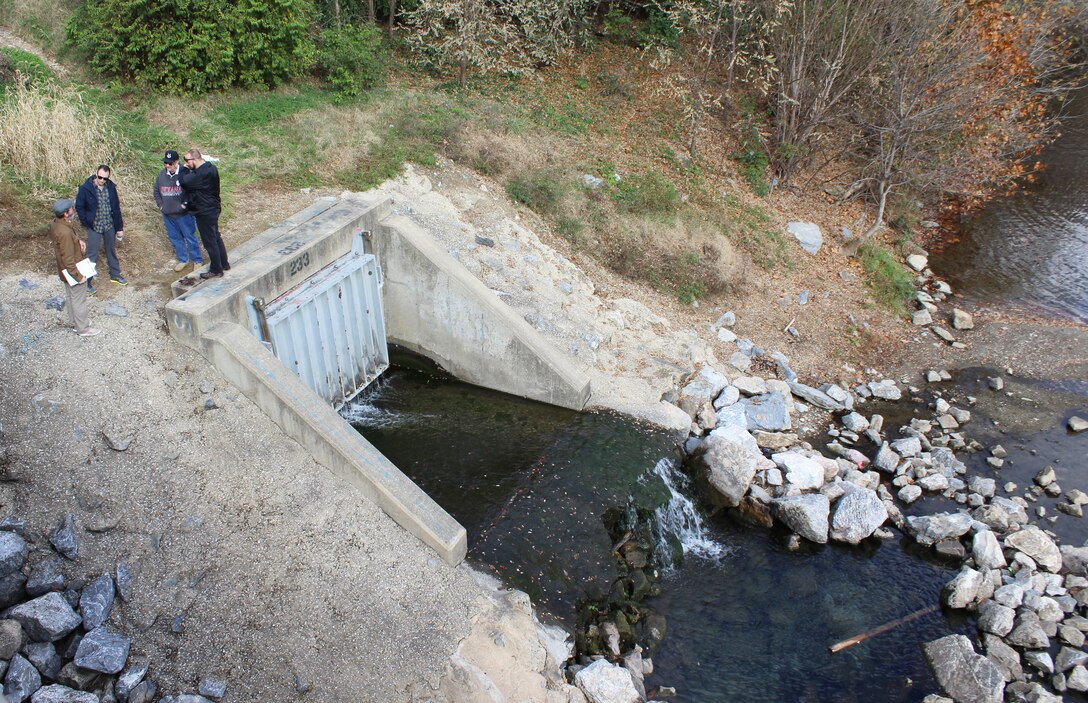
[367,0,375,23]
[387,0,397,37]
[333,0,341,27]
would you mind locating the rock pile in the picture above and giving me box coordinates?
[0,517,223,703]
[665,328,1088,702]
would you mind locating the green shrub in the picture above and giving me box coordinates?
[506,171,567,214]
[318,25,388,101]
[0,49,53,95]
[612,171,679,217]
[639,7,679,49]
[66,0,316,93]
[858,242,915,315]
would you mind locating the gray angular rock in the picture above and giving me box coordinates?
[868,380,902,400]
[732,377,768,396]
[952,309,974,330]
[898,485,922,504]
[1007,612,1050,649]
[973,505,1010,533]
[0,573,27,610]
[977,601,1015,637]
[830,486,887,544]
[574,660,641,703]
[1005,527,1062,573]
[891,436,922,458]
[907,512,973,547]
[115,561,135,602]
[22,641,62,680]
[5,654,41,703]
[771,494,830,544]
[49,515,77,561]
[699,426,760,508]
[1070,665,1088,692]
[771,452,824,490]
[972,530,1007,570]
[991,497,1028,525]
[173,696,214,703]
[29,685,98,703]
[873,443,901,474]
[78,573,114,631]
[0,619,25,659]
[115,658,149,700]
[198,677,227,700]
[1069,416,1088,433]
[787,382,843,411]
[677,367,729,418]
[923,634,1004,703]
[741,393,792,432]
[913,309,934,326]
[0,533,28,578]
[1061,545,1088,576]
[73,627,129,674]
[1025,651,1054,676]
[982,634,1022,682]
[787,221,823,254]
[841,412,870,433]
[10,593,81,642]
[26,559,65,597]
[944,567,987,609]
[127,680,157,703]
[1056,646,1088,673]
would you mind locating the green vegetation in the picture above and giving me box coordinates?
[857,242,916,315]
[0,48,52,94]
[66,0,315,93]
[506,171,567,214]
[612,172,679,218]
[318,25,389,102]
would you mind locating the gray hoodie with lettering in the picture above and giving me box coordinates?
[153,167,189,217]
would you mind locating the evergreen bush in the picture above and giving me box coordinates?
[66,0,316,93]
[317,25,387,101]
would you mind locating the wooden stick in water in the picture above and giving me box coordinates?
[829,604,940,654]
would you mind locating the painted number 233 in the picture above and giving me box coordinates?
[288,252,310,276]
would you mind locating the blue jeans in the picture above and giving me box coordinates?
[85,227,121,280]
[163,213,202,263]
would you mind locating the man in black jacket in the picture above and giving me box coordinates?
[180,149,230,280]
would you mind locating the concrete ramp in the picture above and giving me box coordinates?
[165,195,591,564]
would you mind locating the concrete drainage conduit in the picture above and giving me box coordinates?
[165,194,592,565]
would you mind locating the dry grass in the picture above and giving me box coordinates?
[0,0,80,49]
[0,80,122,191]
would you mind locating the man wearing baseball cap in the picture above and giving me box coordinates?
[154,150,202,272]
[50,199,100,337]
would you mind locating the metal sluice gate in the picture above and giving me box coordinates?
[245,235,389,409]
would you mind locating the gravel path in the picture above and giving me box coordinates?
[0,273,482,701]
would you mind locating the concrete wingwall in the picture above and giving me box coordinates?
[371,213,592,411]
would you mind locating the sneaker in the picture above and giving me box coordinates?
[78,327,101,337]
[173,261,187,272]
[199,271,224,280]
[111,276,129,286]
[86,285,97,297]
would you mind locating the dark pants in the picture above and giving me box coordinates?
[194,211,229,274]
[85,227,122,280]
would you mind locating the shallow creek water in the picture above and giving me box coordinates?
[346,364,971,701]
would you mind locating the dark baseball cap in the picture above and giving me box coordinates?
[163,150,180,163]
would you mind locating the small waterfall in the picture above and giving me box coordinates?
[651,458,729,560]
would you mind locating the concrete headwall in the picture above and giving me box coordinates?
[372,214,591,411]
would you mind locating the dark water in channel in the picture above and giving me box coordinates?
[346,366,970,702]
[933,92,1088,323]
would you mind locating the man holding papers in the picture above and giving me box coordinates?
[49,199,100,338]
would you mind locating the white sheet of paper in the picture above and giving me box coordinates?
[62,259,96,287]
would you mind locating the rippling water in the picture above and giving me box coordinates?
[346,365,969,701]
[934,92,1088,322]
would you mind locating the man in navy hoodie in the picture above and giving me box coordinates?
[75,164,127,290]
